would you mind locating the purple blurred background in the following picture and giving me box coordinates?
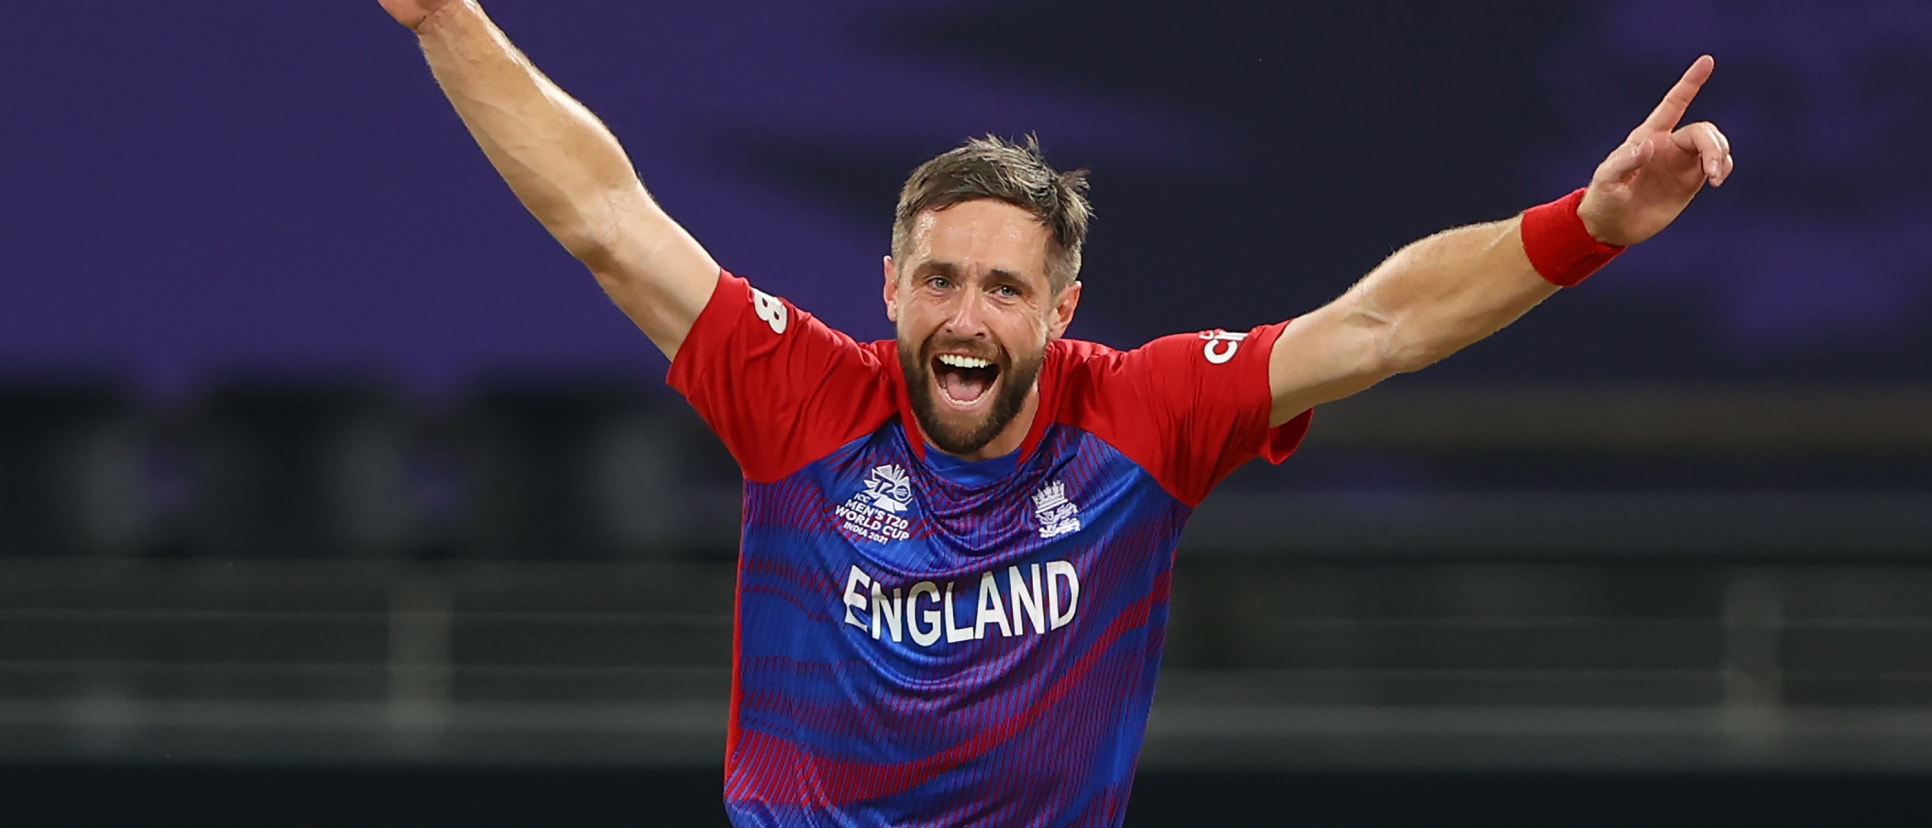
[5,0,1925,403]
[5,6,1932,822]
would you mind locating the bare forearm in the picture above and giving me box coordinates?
[1270,57,1730,424]
[414,2,640,258]
[1343,217,1559,373]
[405,2,715,357]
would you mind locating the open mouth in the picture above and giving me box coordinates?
[932,353,1001,407]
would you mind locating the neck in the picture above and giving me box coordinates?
[920,386,1041,461]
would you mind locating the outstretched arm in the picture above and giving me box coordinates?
[380,0,718,359]
[1267,55,1734,425]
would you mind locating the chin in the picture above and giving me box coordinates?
[923,412,1006,457]
[898,334,1042,457]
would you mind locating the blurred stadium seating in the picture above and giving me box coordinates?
[3,381,1930,775]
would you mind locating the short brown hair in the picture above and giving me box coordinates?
[891,135,1092,292]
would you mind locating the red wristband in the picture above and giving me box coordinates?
[1520,188,1624,287]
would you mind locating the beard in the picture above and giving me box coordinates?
[898,334,1043,457]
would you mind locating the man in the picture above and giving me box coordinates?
[377,1,1734,824]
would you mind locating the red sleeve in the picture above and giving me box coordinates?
[1072,322,1312,507]
[666,271,896,483]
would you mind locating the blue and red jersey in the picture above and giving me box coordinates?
[668,272,1311,827]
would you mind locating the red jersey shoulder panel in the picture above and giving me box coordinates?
[1051,323,1313,508]
[666,271,898,483]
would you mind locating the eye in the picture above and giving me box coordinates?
[995,285,1022,299]
[926,275,953,291]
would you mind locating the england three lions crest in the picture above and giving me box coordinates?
[1032,480,1083,539]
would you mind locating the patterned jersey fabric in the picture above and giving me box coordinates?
[668,272,1311,827]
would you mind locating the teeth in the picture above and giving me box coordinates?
[936,354,993,369]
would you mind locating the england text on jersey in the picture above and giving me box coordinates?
[842,561,1079,645]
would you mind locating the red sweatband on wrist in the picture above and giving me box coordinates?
[1520,188,1625,287]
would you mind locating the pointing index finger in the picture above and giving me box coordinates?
[1636,55,1715,135]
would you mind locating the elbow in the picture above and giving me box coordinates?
[1379,329,1449,375]
[1357,295,1468,375]
[1348,297,1439,377]
[566,233,620,270]
[555,183,648,267]
[554,204,622,266]
[1379,328,1462,376]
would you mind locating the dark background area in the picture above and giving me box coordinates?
[5,0,1927,398]
[8,764,1932,826]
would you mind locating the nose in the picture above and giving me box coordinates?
[940,289,993,340]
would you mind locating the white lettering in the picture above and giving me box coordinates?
[751,289,788,334]
[870,582,904,642]
[842,562,1079,646]
[943,581,975,643]
[975,572,1012,639]
[835,499,912,544]
[1009,564,1045,635]
[908,581,942,646]
[1200,329,1248,365]
[1047,561,1080,630]
[842,566,871,630]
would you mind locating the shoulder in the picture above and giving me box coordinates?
[1045,337,1125,381]
[665,271,902,483]
[1051,338,1123,363]
[863,339,898,366]
[1044,326,1305,506]
[1041,337,1136,434]
[1047,328,1275,398]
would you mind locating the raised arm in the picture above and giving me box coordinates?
[1267,55,1734,425]
[379,0,718,359]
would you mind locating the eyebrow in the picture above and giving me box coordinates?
[919,260,1031,285]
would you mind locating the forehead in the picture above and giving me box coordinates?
[905,200,1051,280]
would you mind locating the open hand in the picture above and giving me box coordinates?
[1578,55,1734,247]
[378,0,463,31]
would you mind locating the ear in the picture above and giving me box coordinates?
[882,255,900,323]
[1047,280,1082,340]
